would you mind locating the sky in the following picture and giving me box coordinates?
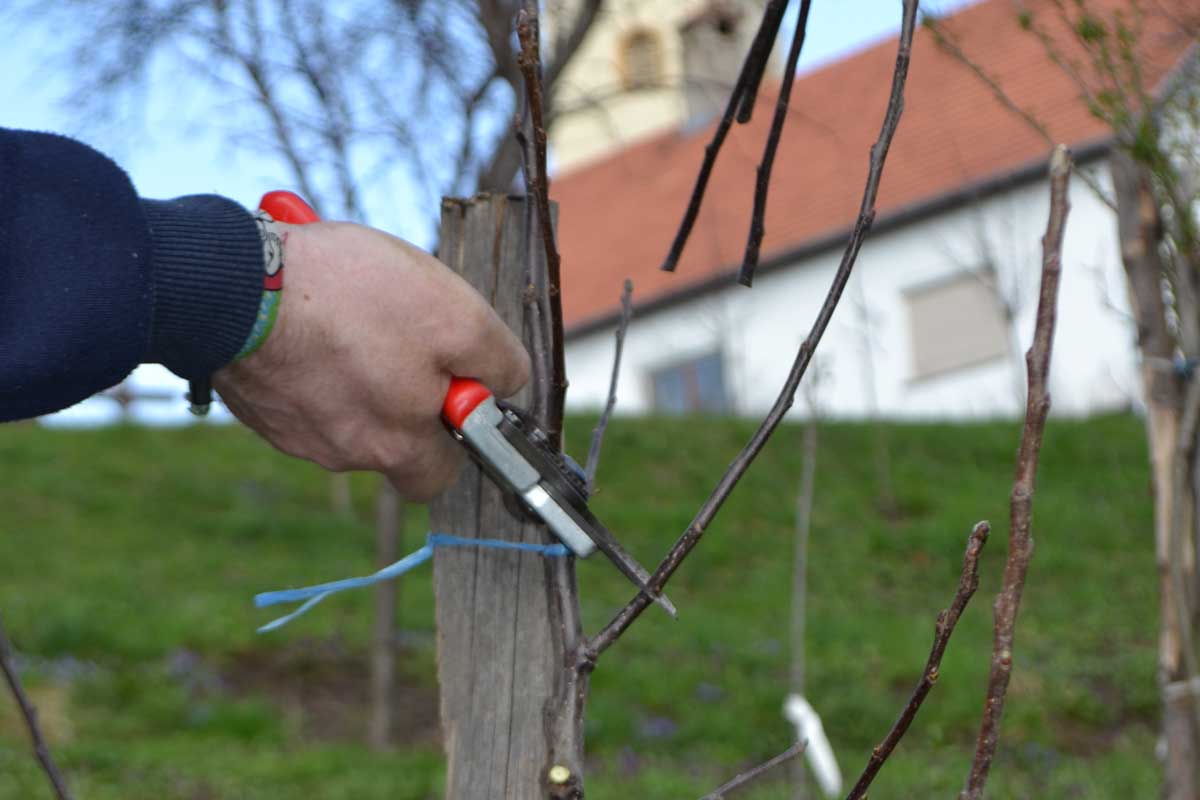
[0,0,979,426]
[790,0,977,70]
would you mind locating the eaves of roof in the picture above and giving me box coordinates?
[565,135,1113,340]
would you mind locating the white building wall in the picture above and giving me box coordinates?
[564,163,1140,419]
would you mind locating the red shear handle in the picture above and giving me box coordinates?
[259,190,319,225]
[442,378,492,430]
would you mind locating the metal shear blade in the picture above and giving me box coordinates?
[495,404,677,618]
[534,469,678,618]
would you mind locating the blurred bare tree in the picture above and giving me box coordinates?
[12,0,603,749]
[19,0,603,221]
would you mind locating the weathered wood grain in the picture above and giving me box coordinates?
[430,194,585,799]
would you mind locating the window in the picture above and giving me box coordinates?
[651,352,729,415]
[620,28,664,90]
[906,273,1009,379]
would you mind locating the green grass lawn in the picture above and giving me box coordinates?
[0,413,1161,798]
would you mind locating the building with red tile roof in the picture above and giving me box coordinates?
[551,0,1196,418]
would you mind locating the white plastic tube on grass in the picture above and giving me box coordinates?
[783,693,842,798]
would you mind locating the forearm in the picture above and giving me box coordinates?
[0,129,262,421]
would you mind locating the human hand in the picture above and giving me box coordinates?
[214,221,531,501]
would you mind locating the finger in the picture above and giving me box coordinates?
[386,427,465,502]
[440,302,532,399]
[376,231,528,396]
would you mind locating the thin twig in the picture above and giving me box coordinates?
[511,5,591,786]
[960,145,1072,800]
[587,0,922,661]
[0,614,73,800]
[210,4,323,215]
[660,0,788,273]
[733,0,790,124]
[450,68,502,195]
[844,521,992,800]
[542,0,603,91]
[585,279,634,493]
[514,10,552,432]
[517,123,552,425]
[277,0,363,221]
[700,741,808,800]
[740,0,814,286]
[517,8,568,447]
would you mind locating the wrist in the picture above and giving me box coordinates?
[235,210,286,360]
[217,221,314,381]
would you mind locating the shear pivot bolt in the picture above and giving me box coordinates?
[548,765,571,785]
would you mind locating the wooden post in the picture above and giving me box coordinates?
[430,193,586,799]
[368,481,403,750]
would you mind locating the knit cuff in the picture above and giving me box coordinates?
[141,195,263,379]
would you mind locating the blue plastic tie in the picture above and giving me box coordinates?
[254,532,569,633]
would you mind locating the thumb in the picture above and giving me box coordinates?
[441,308,532,399]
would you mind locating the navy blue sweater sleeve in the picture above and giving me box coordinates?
[0,129,263,421]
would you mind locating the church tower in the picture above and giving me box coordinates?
[546,1,767,174]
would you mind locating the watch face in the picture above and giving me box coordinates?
[261,239,284,291]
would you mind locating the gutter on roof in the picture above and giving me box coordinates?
[565,135,1114,340]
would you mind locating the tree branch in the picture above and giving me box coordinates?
[844,521,991,800]
[210,0,324,215]
[478,0,523,86]
[513,4,548,428]
[585,279,634,493]
[0,614,73,800]
[451,68,503,194]
[543,0,603,91]
[699,741,808,800]
[660,0,788,273]
[517,8,568,446]
[476,0,604,195]
[733,0,790,124]
[277,0,363,220]
[960,144,1073,800]
[739,0,814,286]
[587,0,922,660]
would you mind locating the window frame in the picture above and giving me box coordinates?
[618,26,665,91]
[647,349,730,415]
[903,270,1012,382]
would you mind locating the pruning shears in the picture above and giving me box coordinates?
[257,191,676,618]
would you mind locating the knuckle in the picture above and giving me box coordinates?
[374,434,415,474]
[318,418,398,473]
